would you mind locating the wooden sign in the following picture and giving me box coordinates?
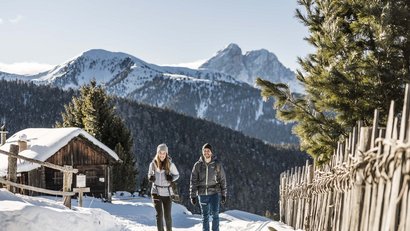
[76,174,86,188]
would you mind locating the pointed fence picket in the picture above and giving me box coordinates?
[279,84,410,231]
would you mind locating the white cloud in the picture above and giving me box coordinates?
[9,15,23,24]
[0,18,3,24]
[0,62,54,75]
[162,59,206,69]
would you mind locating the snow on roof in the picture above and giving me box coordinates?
[0,127,119,176]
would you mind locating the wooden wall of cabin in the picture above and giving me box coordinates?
[44,165,108,198]
[19,167,45,196]
[46,136,112,166]
[37,136,115,199]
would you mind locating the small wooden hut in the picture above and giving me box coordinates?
[0,127,120,200]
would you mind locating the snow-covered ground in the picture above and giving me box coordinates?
[0,189,297,231]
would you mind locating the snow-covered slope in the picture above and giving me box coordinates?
[126,76,297,144]
[200,43,303,93]
[0,71,40,81]
[0,189,299,231]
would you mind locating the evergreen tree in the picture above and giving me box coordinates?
[257,0,410,163]
[56,80,137,192]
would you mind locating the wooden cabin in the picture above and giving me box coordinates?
[0,127,120,200]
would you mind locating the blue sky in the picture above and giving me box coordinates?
[0,0,312,74]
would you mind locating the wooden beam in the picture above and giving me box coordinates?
[0,177,75,196]
[0,149,78,173]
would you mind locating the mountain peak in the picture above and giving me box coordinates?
[80,49,134,60]
[199,44,302,92]
[218,43,242,56]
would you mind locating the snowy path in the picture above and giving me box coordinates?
[85,196,277,231]
[0,189,298,231]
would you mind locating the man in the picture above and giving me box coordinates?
[190,143,227,231]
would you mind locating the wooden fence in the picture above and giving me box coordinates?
[0,142,78,208]
[279,85,410,231]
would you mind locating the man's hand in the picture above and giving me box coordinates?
[221,196,226,204]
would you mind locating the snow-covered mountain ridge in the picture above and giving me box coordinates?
[0,45,299,144]
[30,49,242,95]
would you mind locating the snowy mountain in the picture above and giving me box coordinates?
[200,43,303,93]
[33,49,241,94]
[0,47,298,144]
[0,189,298,231]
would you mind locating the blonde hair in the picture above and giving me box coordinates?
[153,151,171,174]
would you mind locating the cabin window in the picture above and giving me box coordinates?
[86,170,97,184]
[53,171,63,185]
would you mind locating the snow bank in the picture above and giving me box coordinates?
[0,189,124,231]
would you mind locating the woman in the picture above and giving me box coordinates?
[148,143,179,231]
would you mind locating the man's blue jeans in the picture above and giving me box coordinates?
[199,193,220,231]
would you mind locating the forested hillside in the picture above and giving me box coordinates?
[0,80,75,133]
[0,80,308,215]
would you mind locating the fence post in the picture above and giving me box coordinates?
[279,172,285,222]
[17,136,29,194]
[0,128,7,145]
[303,164,313,230]
[73,187,90,207]
[350,127,372,230]
[7,144,19,193]
[0,128,6,189]
[107,165,112,202]
[63,165,73,208]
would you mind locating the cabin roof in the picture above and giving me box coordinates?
[0,127,119,175]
